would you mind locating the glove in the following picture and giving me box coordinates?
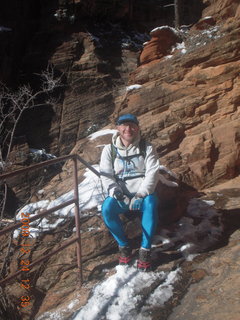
[117,196,130,210]
[112,189,130,210]
[113,189,124,201]
[129,194,144,211]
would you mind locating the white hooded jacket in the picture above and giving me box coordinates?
[100,132,160,198]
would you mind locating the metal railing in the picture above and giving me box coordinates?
[0,154,101,287]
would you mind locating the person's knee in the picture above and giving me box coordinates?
[102,197,118,219]
[143,193,159,209]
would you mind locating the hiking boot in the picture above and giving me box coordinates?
[137,248,152,271]
[119,246,132,265]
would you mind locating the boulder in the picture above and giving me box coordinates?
[140,26,181,65]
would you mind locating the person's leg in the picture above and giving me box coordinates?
[101,197,129,247]
[140,193,159,249]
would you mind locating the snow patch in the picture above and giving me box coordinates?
[152,197,223,255]
[159,174,178,187]
[13,166,105,238]
[145,269,180,306]
[164,55,173,60]
[202,16,213,20]
[126,84,142,92]
[150,26,179,36]
[96,144,108,148]
[172,42,187,54]
[29,148,56,162]
[73,266,168,320]
[88,129,117,140]
[159,165,177,178]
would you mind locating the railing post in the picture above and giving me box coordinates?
[0,154,88,287]
[72,156,83,285]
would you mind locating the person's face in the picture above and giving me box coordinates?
[117,122,139,145]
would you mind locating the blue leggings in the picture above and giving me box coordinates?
[101,193,158,249]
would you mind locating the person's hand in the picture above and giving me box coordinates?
[112,189,130,209]
[129,194,144,211]
[117,196,130,210]
[113,189,124,201]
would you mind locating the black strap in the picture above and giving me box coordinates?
[111,138,146,167]
[116,174,145,182]
[117,153,144,161]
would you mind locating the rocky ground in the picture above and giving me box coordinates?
[0,173,239,320]
[0,0,240,319]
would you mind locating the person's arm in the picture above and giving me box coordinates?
[136,143,160,197]
[100,145,123,197]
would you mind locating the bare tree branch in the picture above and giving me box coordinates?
[0,65,64,219]
[0,183,7,220]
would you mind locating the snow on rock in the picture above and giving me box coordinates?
[193,16,216,31]
[159,175,178,187]
[29,148,56,162]
[37,296,81,320]
[121,31,149,50]
[159,165,178,179]
[176,42,187,54]
[159,165,178,187]
[37,189,45,195]
[13,166,105,238]
[88,129,117,140]
[144,269,181,307]
[33,191,222,320]
[73,265,179,320]
[153,197,223,255]
[126,84,142,92]
[150,26,179,37]
[164,55,173,60]
[162,24,222,60]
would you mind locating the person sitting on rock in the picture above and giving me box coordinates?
[100,113,160,271]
